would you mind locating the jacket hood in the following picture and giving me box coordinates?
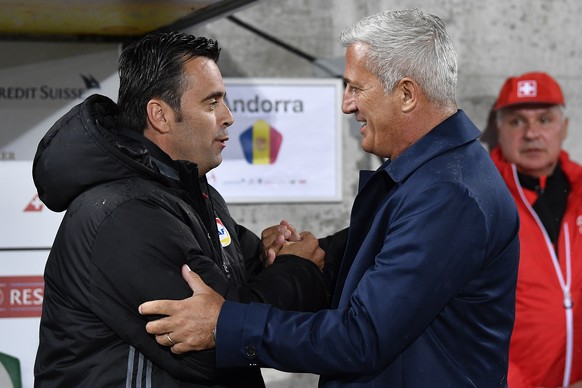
[33,94,160,212]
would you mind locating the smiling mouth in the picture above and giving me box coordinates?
[355,116,367,126]
[358,121,368,133]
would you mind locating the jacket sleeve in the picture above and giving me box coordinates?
[319,227,349,296]
[87,199,234,382]
[213,195,330,312]
[234,254,329,311]
[214,182,502,375]
[234,223,263,279]
[224,224,329,312]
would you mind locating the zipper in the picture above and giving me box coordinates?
[206,231,231,279]
[511,164,573,387]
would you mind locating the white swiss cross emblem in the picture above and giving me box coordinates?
[24,194,44,212]
[517,80,537,98]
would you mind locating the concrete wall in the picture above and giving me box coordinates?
[190,0,582,236]
[187,1,582,386]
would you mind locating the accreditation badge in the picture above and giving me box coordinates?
[216,218,232,247]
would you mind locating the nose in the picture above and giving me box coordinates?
[523,121,541,139]
[221,101,234,128]
[342,85,356,114]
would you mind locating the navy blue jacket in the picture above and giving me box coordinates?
[215,110,520,387]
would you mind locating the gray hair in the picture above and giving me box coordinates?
[340,9,457,109]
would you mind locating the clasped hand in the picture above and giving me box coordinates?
[261,220,325,271]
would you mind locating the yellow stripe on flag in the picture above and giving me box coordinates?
[253,120,271,164]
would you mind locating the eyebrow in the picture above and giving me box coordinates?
[201,91,225,102]
[343,77,361,89]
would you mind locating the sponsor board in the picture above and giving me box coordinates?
[0,276,44,318]
[214,78,343,203]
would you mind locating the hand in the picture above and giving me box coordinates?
[261,220,301,266]
[138,264,224,353]
[279,231,325,271]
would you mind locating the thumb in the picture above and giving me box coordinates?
[181,264,211,295]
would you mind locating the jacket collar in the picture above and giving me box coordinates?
[121,129,201,182]
[491,146,582,196]
[359,110,480,191]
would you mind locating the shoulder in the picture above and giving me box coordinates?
[398,145,518,229]
[68,177,183,226]
[560,151,582,186]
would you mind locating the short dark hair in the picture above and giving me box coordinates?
[117,31,221,132]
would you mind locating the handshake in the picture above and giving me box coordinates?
[260,220,325,271]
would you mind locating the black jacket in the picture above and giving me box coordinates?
[32,94,329,387]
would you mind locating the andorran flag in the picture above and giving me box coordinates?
[240,119,283,164]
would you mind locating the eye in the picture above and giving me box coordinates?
[539,115,551,124]
[508,117,524,127]
[209,99,219,109]
[345,84,360,95]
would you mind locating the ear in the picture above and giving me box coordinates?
[397,77,418,113]
[560,115,569,142]
[146,99,171,134]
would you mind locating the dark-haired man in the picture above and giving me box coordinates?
[33,31,327,387]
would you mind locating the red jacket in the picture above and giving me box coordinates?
[492,147,582,387]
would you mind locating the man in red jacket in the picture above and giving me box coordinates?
[491,71,582,388]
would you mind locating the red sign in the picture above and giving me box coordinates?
[0,276,44,318]
[23,194,44,212]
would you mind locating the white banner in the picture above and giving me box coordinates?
[0,251,47,388]
[214,78,343,203]
[1,162,64,248]
[0,41,120,161]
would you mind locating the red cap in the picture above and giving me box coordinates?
[493,71,565,111]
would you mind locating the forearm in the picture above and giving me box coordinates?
[238,255,329,311]
[214,300,379,375]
